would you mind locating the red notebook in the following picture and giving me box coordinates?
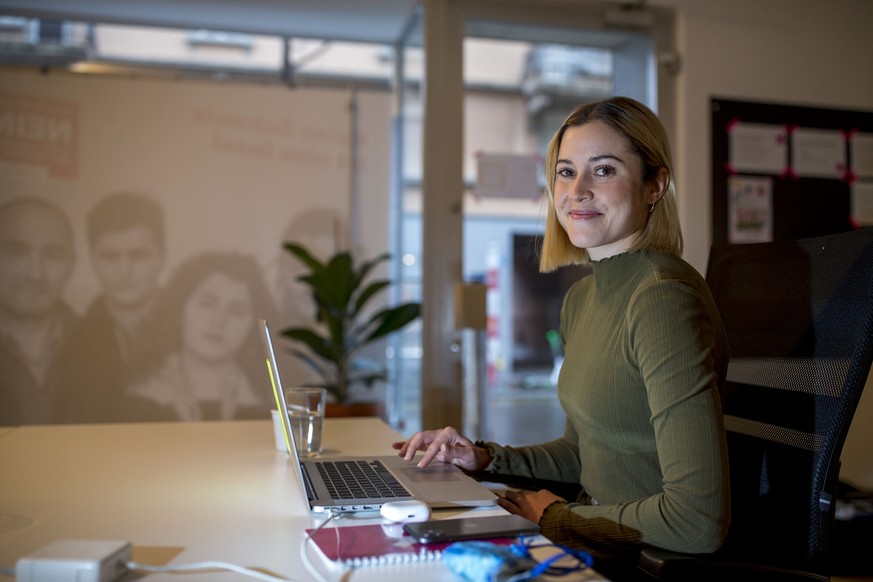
[305,522,515,567]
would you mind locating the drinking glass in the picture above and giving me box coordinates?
[285,388,326,457]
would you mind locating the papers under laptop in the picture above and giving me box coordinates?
[259,319,497,514]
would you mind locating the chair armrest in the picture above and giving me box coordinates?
[638,547,829,582]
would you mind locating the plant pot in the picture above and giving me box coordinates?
[325,402,384,418]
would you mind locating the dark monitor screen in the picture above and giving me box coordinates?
[511,234,590,372]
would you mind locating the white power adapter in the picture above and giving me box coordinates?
[15,539,132,582]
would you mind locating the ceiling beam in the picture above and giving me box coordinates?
[0,0,421,44]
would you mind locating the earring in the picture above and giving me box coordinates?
[648,203,655,213]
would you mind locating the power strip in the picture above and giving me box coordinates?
[15,539,132,582]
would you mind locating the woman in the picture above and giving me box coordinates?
[130,251,277,421]
[395,97,730,571]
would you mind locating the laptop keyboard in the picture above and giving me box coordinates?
[316,460,412,501]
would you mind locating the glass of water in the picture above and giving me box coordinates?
[285,388,326,457]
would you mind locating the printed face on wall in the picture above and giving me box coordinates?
[91,226,165,309]
[182,272,253,363]
[0,204,74,318]
[553,121,657,261]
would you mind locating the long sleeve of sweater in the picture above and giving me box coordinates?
[480,251,730,558]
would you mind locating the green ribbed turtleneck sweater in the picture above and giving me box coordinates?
[485,250,730,558]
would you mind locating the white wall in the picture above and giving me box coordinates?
[655,0,873,489]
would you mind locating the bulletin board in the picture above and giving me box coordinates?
[711,97,873,245]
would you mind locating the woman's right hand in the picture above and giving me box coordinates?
[392,426,492,471]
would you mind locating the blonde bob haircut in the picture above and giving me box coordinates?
[540,96,683,273]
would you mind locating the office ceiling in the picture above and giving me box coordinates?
[0,0,422,45]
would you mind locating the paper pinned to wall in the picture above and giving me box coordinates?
[727,121,788,175]
[792,127,847,179]
[851,181,873,226]
[851,132,873,180]
[475,153,541,200]
[728,175,773,244]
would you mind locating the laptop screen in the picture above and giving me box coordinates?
[259,319,295,456]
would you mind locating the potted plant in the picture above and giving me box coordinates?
[281,242,421,416]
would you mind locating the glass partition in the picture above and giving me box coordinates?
[393,13,656,440]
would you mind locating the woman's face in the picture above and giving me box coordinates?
[182,272,253,363]
[553,120,660,261]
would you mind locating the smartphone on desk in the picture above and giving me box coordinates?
[402,514,540,544]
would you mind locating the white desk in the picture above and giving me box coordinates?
[0,419,607,581]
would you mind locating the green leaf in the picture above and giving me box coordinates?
[349,371,388,386]
[281,328,336,363]
[286,348,332,381]
[363,303,421,343]
[283,242,325,272]
[315,252,355,308]
[352,279,390,316]
[354,252,390,290]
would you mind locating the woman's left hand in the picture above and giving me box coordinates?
[499,489,565,523]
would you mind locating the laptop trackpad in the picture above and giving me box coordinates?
[401,465,463,482]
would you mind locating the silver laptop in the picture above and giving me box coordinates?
[259,319,498,514]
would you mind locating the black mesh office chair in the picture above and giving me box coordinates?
[639,228,873,582]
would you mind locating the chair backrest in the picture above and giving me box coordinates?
[705,228,873,575]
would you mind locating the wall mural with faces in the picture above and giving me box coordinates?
[0,70,391,425]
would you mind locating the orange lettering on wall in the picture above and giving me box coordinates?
[211,133,275,160]
[0,92,78,179]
